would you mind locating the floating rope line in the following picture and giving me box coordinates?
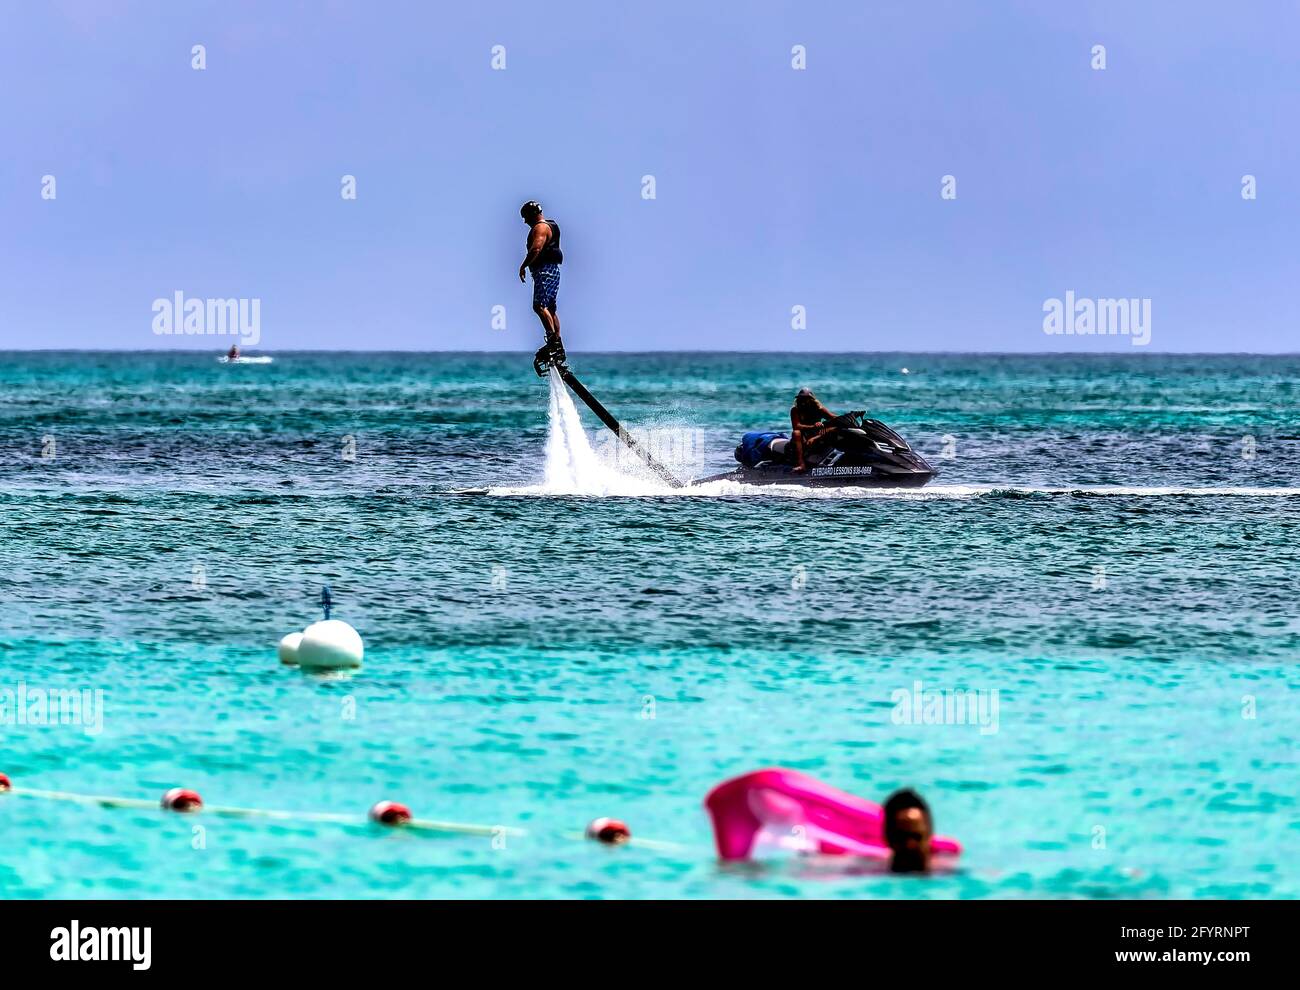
[3,787,515,837]
[0,773,684,851]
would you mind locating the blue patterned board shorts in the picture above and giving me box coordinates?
[531,263,561,311]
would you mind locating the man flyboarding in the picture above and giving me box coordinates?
[518,200,566,375]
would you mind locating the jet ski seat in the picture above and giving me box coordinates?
[735,431,833,467]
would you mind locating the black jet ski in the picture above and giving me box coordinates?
[697,412,936,488]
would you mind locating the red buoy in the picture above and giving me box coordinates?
[585,817,631,844]
[0,772,11,792]
[369,800,412,825]
[161,787,203,812]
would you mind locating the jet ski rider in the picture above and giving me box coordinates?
[790,388,840,474]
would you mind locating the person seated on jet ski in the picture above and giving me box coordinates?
[790,388,840,473]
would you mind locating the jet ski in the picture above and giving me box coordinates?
[697,412,936,488]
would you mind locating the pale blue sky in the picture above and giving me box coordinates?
[2,0,1297,352]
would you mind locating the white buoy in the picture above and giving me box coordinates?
[296,619,364,670]
[277,631,304,666]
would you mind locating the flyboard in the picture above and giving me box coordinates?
[442,349,686,495]
[535,345,685,488]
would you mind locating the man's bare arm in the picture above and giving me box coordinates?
[519,223,550,281]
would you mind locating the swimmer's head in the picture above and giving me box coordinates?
[883,788,933,874]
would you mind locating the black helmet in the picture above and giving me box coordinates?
[520,200,542,219]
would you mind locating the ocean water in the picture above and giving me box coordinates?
[0,350,1297,899]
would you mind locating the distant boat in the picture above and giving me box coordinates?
[217,355,274,364]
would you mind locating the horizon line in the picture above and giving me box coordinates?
[2,348,1299,357]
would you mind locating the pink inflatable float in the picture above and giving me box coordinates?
[704,768,962,861]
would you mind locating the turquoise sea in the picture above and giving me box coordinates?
[0,351,1296,899]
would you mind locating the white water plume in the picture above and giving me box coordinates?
[540,367,671,495]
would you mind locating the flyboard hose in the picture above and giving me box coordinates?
[538,349,685,488]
